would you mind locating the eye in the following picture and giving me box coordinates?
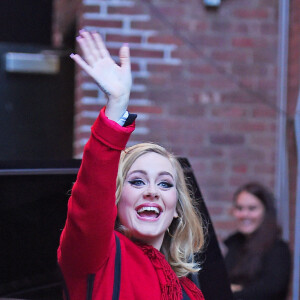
[158,181,174,189]
[249,206,257,212]
[234,205,243,211]
[128,179,145,186]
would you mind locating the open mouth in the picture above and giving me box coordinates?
[136,205,162,219]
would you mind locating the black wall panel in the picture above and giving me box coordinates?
[0,0,53,45]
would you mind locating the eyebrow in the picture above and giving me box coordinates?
[127,170,174,179]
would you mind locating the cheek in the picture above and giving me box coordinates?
[166,190,178,211]
[117,187,133,218]
[232,209,241,219]
[255,211,265,224]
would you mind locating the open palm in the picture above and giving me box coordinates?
[71,30,132,105]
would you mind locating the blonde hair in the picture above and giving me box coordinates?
[116,143,205,277]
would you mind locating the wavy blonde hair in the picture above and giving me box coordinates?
[115,143,205,277]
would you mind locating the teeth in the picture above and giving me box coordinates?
[137,206,160,214]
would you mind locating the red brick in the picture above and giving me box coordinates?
[229,121,266,132]
[230,23,250,34]
[199,35,229,48]
[168,103,206,117]
[188,78,207,88]
[233,9,269,19]
[148,34,183,46]
[249,136,276,147]
[203,78,236,90]
[131,20,162,30]
[131,62,141,72]
[130,48,164,58]
[106,34,142,44]
[253,48,277,63]
[211,106,248,118]
[107,5,145,15]
[253,164,275,174]
[209,134,245,145]
[160,4,187,17]
[188,159,208,173]
[172,47,202,60]
[229,176,252,187]
[147,64,181,73]
[176,19,208,32]
[83,5,100,13]
[83,19,123,28]
[232,37,255,48]
[81,89,98,98]
[196,175,226,188]
[188,147,224,158]
[206,205,224,216]
[130,90,147,99]
[260,23,278,35]
[127,105,162,114]
[211,161,227,172]
[75,115,97,127]
[211,50,249,62]
[182,118,224,133]
[257,79,277,90]
[211,21,231,33]
[231,63,269,77]
[147,75,170,85]
[232,164,248,174]
[106,47,121,58]
[77,104,101,112]
[189,64,215,75]
[252,107,276,118]
[229,148,266,161]
[76,131,92,141]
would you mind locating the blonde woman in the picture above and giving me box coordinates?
[58,30,205,300]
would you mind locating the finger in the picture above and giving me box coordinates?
[92,32,110,58]
[119,43,131,72]
[76,36,96,66]
[70,53,93,74]
[80,30,101,61]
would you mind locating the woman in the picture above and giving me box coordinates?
[57,30,205,300]
[224,182,291,300]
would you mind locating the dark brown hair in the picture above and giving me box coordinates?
[229,182,281,283]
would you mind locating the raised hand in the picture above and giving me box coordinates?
[71,30,132,122]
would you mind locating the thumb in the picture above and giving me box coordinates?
[119,44,131,72]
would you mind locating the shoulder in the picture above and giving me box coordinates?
[263,238,291,270]
[180,277,205,300]
[268,239,291,257]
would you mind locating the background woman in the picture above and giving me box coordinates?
[57,30,205,300]
[224,182,291,300]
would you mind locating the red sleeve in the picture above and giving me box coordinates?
[58,107,135,276]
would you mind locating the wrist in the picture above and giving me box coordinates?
[105,93,130,122]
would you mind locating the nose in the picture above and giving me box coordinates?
[143,184,159,200]
[237,209,249,218]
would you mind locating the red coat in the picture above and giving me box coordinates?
[58,108,204,300]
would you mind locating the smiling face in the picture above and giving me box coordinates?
[117,152,178,249]
[232,191,266,236]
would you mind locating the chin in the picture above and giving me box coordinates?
[240,228,256,235]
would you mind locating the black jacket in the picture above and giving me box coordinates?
[224,232,291,300]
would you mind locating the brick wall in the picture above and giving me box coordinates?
[72,0,280,241]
